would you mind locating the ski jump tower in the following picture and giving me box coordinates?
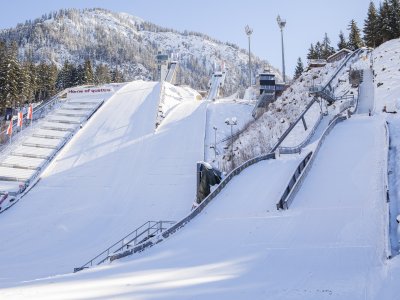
[156,52,179,85]
[206,63,226,101]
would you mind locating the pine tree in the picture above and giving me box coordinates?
[363,1,380,47]
[379,0,392,43]
[0,41,7,112]
[111,67,124,83]
[347,19,364,50]
[307,44,316,59]
[0,42,21,109]
[388,0,400,39]
[95,64,111,84]
[337,31,348,50]
[18,62,31,105]
[75,64,85,86]
[83,60,94,84]
[315,42,323,59]
[294,57,304,80]
[321,33,335,59]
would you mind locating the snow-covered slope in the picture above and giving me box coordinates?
[0,8,280,95]
[372,38,400,113]
[0,116,387,299]
[0,81,207,286]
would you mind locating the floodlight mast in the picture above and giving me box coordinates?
[277,15,286,83]
[245,25,253,87]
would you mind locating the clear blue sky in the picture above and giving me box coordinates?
[0,0,378,77]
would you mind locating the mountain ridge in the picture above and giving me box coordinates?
[0,8,281,95]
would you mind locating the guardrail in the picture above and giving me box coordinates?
[0,88,69,149]
[279,111,323,154]
[270,98,318,153]
[74,220,175,272]
[383,121,391,259]
[323,48,363,91]
[107,152,277,263]
[276,151,313,209]
[276,115,347,210]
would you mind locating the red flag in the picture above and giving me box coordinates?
[27,104,33,120]
[6,120,12,136]
[17,112,23,128]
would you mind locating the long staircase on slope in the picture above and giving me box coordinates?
[74,220,176,273]
[309,48,366,105]
[0,95,105,211]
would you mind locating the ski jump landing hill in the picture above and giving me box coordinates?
[0,80,208,287]
[0,46,394,299]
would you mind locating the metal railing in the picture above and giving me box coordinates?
[323,48,363,91]
[276,115,347,210]
[279,111,323,154]
[276,151,313,209]
[0,98,106,215]
[383,122,391,259]
[0,89,68,149]
[108,152,277,263]
[74,220,175,272]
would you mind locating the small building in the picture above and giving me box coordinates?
[156,51,169,82]
[308,59,327,69]
[257,72,276,96]
[327,48,353,63]
[256,71,287,97]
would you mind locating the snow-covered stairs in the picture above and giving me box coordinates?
[0,97,104,188]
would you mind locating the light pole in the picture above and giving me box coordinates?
[212,126,217,159]
[277,15,286,84]
[245,25,253,87]
[225,117,237,158]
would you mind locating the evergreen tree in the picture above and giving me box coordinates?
[294,57,304,80]
[75,64,85,86]
[95,64,111,84]
[347,19,364,50]
[378,0,392,43]
[83,60,94,84]
[315,41,323,59]
[388,0,400,39]
[363,1,380,47]
[321,33,335,59]
[337,31,348,50]
[0,41,7,112]
[57,61,76,89]
[111,67,124,83]
[0,42,21,109]
[307,44,317,59]
[18,62,32,104]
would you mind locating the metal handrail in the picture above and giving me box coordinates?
[74,220,175,272]
[277,114,347,210]
[322,48,363,91]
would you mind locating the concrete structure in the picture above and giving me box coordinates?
[327,48,353,63]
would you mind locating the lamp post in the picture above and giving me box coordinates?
[245,25,253,87]
[212,126,218,159]
[225,117,237,158]
[277,15,286,84]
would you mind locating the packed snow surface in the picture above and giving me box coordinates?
[0,116,387,299]
[0,81,207,286]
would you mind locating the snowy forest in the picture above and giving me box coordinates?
[293,0,400,80]
[0,40,124,113]
[0,8,272,116]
